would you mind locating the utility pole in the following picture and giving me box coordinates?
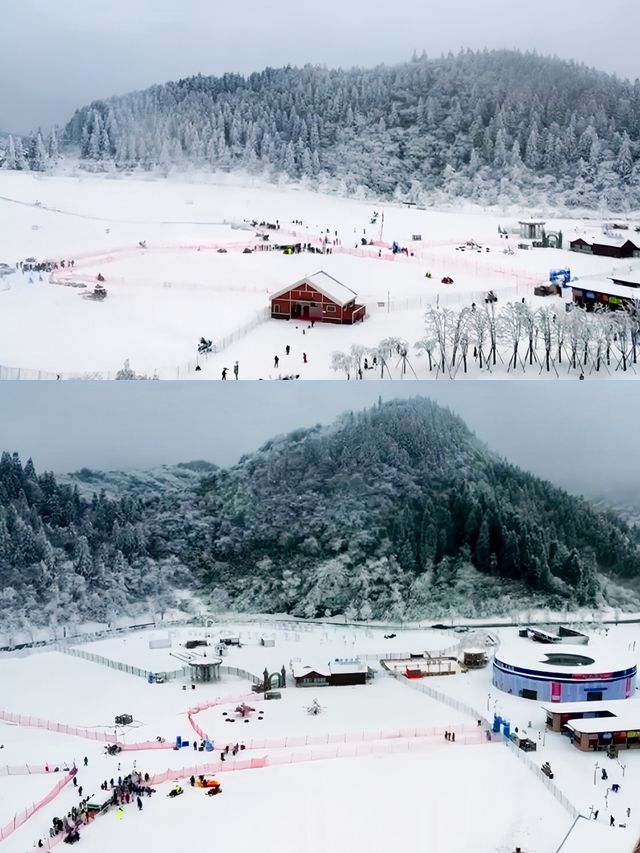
[379,209,385,243]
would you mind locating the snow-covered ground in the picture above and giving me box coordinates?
[2,617,639,852]
[0,170,636,379]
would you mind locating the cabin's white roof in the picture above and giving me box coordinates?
[542,699,629,715]
[292,664,330,679]
[271,271,357,307]
[495,643,635,676]
[566,715,640,734]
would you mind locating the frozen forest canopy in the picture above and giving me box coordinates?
[2,398,640,632]
[2,49,640,209]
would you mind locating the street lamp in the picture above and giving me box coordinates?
[594,762,600,785]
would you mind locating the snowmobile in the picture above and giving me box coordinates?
[168,785,184,798]
[104,744,122,756]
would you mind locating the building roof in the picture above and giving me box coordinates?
[566,715,640,735]
[271,271,357,307]
[542,699,630,716]
[570,279,640,300]
[292,664,330,679]
[329,659,368,675]
[519,220,546,225]
[494,642,636,677]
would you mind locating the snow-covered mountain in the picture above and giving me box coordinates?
[60,460,217,500]
[55,50,640,209]
[2,399,640,632]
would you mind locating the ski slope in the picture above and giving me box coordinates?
[0,170,634,379]
[1,618,638,852]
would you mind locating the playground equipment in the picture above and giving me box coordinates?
[104,744,122,756]
[234,703,255,718]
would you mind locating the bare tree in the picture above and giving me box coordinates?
[536,306,557,375]
[499,302,524,371]
[330,351,352,380]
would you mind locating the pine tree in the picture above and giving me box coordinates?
[3,136,16,170]
[616,132,633,181]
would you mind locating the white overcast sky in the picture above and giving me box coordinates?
[0,0,636,135]
[0,382,636,500]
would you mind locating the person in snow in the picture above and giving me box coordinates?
[73,777,78,787]
[285,345,290,356]
[602,768,608,781]
[610,816,615,827]
[190,776,196,787]
[117,808,124,821]
[221,367,228,380]
[303,353,307,364]
[233,361,239,379]
[83,757,88,767]
[274,355,279,368]
[137,796,143,811]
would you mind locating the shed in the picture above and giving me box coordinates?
[293,665,330,687]
[270,271,366,324]
[328,659,368,686]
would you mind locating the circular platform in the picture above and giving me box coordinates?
[492,642,636,702]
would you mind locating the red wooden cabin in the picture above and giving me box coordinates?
[270,271,366,325]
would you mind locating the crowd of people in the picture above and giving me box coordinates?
[17,258,76,274]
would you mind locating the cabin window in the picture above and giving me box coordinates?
[326,305,336,313]
[273,304,281,313]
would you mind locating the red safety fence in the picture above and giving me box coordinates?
[0,770,75,842]
[0,764,74,776]
[0,710,113,742]
[149,729,490,785]
[186,692,265,742]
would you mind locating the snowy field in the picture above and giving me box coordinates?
[1,618,639,851]
[0,170,636,379]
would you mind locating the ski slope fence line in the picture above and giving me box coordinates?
[502,737,581,821]
[60,645,188,682]
[148,730,490,785]
[381,666,490,728]
[0,306,271,380]
[0,710,113,742]
[0,764,74,777]
[0,770,75,843]
[188,722,484,753]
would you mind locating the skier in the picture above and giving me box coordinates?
[233,361,239,380]
[602,768,608,781]
[274,355,279,368]
[593,810,599,820]
[610,816,615,827]
[117,808,124,821]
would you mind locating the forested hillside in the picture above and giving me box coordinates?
[2,399,639,631]
[183,398,640,617]
[53,50,640,208]
[0,452,191,633]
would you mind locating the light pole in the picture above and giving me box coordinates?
[594,762,600,785]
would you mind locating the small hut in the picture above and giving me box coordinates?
[462,648,488,669]
[519,220,545,241]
